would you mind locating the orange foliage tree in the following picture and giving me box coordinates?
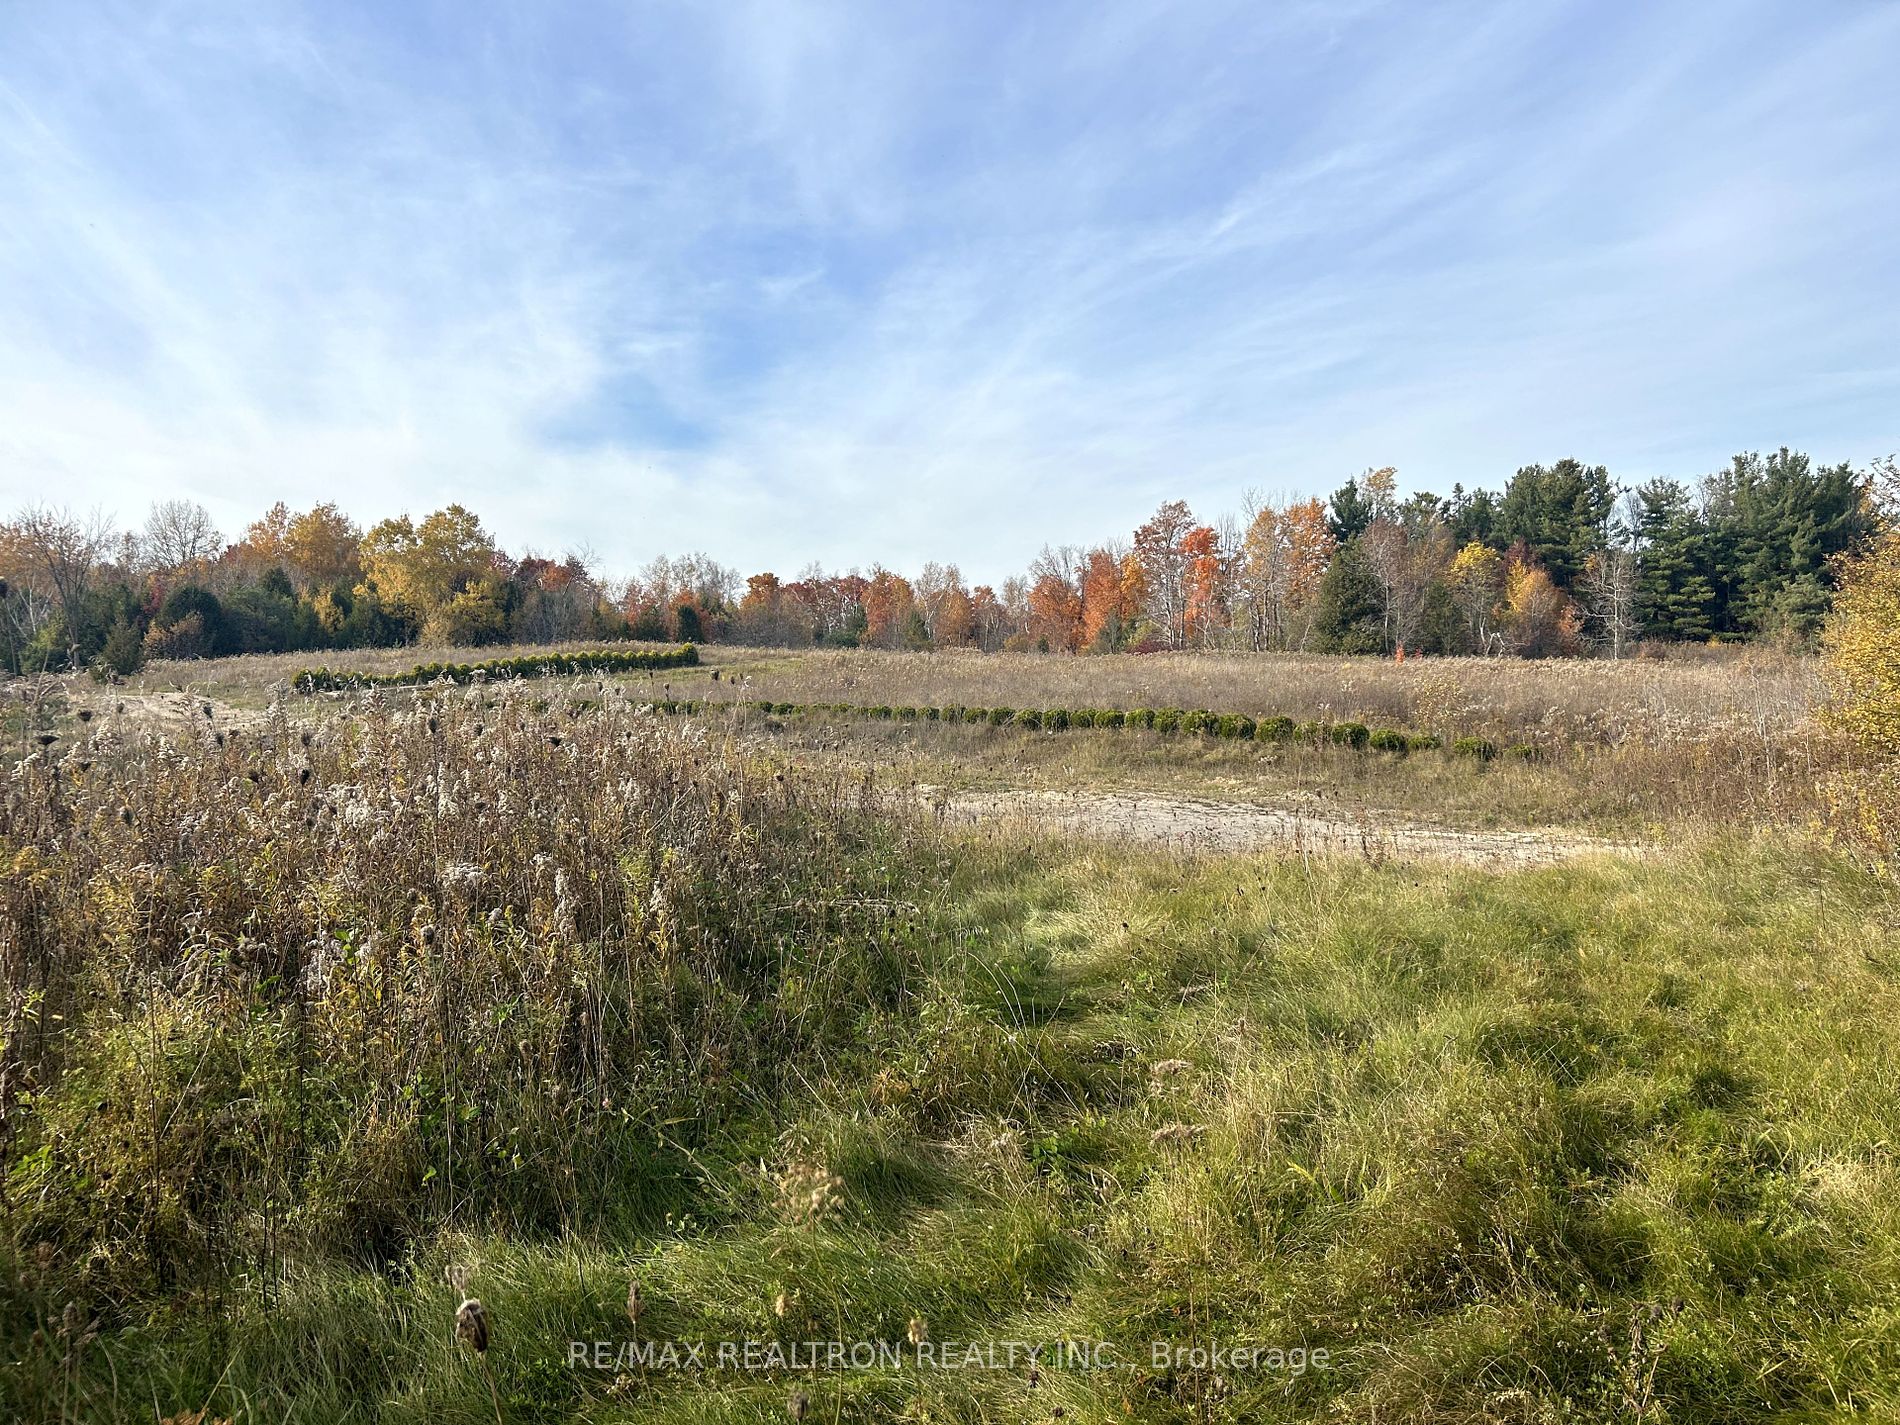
[1027,574,1083,653]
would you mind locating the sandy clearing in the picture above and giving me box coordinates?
[81,688,273,734]
[925,787,1633,866]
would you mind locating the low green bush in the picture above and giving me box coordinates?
[1153,709,1183,733]
[1012,708,1042,729]
[292,643,699,692]
[1407,732,1442,752]
[1331,721,1370,749]
[1255,716,1296,742]
[987,706,1014,725]
[1452,735,1497,760]
[1368,728,1408,753]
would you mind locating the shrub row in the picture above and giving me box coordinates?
[693,698,1501,759]
[292,644,699,692]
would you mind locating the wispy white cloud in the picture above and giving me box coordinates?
[1,0,1895,582]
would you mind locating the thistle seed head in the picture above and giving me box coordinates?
[455,1297,490,1353]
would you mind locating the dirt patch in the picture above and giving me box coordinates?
[81,689,272,734]
[925,787,1632,866]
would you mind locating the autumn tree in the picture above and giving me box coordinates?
[360,505,501,639]
[1133,500,1198,648]
[1447,542,1505,654]
[1181,525,1225,647]
[284,503,363,590]
[1360,480,1452,654]
[1079,546,1136,651]
[240,502,293,571]
[1027,574,1083,653]
[1501,552,1578,657]
[933,584,975,648]
[862,569,916,649]
[0,505,115,662]
[1823,455,1900,752]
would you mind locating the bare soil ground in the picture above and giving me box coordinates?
[926,785,1636,865]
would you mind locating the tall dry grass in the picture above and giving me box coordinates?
[703,646,1825,750]
[0,681,925,1305]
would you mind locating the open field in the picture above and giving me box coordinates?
[4,647,1897,1423]
[107,643,1823,748]
[39,641,1852,839]
[697,647,1826,752]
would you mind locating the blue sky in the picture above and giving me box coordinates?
[2,0,1896,581]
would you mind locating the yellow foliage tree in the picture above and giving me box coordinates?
[1824,488,1900,754]
[360,505,497,629]
[1447,542,1504,653]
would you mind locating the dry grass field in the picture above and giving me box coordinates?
[5,644,1897,1424]
[700,646,1824,750]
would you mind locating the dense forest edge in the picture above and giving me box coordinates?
[1,448,1886,678]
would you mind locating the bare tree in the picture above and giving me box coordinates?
[1363,517,1452,653]
[141,499,223,573]
[1578,547,1641,659]
[2,505,114,660]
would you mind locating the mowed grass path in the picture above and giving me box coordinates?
[16,832,1898,1423]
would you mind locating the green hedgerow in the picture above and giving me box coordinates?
[1368,728,1409,753]
[896,706,918,720]
[1011,709,1042,729]
[987,707,1014,726]
[1330,721,1370,749]
[1452,735,1497,760]
[1217,714,1256,739]
[1505,742,1538,760]
[1044,708,1070,730]
[1407,732,1442,752]
[1096,709,1125,729]
[292,643,698,694]
[1153,709,1183,733]
[1255,716,1296,743]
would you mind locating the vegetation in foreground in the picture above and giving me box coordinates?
[4,690,1899,1422]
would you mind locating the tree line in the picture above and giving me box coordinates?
[0,447,1879,674]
